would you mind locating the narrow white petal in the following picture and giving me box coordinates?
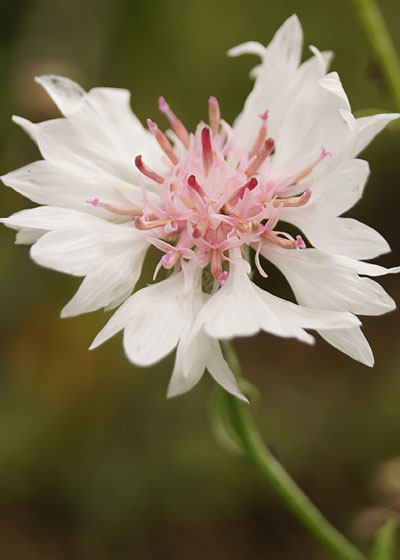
[167,331,207,398]
[35,75,85,116]
[353,113,400,156]
[318,72,350,110]
[206,338,248,402]
[1,206,104,232]
[287,214,390,260]
[227,41,266,58]
[318,327,374,367]
[91,272,192,367]
[31,227,105,275]
[265,245,397,316]
[301,158,370,216]
[198,264,359,344]
[61,246,147,317]
[231,15,303,152]
[1,160,151,213]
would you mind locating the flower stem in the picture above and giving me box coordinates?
[218,340,367,560]
[351,0,400,111]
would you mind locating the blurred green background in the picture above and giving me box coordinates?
[0,1,399,558]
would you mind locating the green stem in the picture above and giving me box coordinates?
[219,341,367,560]
[351,0,400,111]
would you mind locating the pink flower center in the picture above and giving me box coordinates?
[89,97,331,285]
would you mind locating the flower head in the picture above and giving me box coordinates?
[2,15,399,400]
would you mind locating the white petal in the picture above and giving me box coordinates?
[353,113,400,156]
[318,327,374,367]
[31,227,104,275]
[168,321,246,402]
[167,332,206,398]
[231,15,303,152]
[270,72,354,175]
[35,75,85,116]
[318,72,350,111]
[206,338,248,402]
[61,245,147,317]
[198,264,359,343]
[1,160,153,213]
[302,158,370,216]
[91,272,192,367]
[285,210,390,260]
[1,206,103,232]
[227,41,266,59]
[14,227,45,244]
[265,245,396,316]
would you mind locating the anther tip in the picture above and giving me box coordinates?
[259,110,269,121]
[264,137,275,152]
[86,198,99,207]
[321,146,332,158]
[296,235,306,250]
[209,95,217,104]
[147,118,158,133]
[220,271,228,286]
[158,96,168,112]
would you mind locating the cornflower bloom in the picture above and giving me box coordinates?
[2,15,398,400]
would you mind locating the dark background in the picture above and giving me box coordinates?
[0,1,399,558]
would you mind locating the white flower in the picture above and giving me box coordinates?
[2,15,398,400]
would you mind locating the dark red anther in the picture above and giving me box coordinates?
[187,174,205,197]
[201,127,213,176]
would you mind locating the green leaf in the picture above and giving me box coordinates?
[371,519,398,560]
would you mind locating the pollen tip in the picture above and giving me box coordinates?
[158,96,168,112]
[86,198,99,207]
[219,271,228,286]
[161,250,173,265]
[259,110,269,121]
[321,146,332,158]
[248,177,258,189]
[147,118,158,133]
[265,137,275,149]
[296,235,306,250]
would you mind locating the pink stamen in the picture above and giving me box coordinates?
[246,137,275,177]
[219,270,228,286]
[201,127,213,176]
[249,111,269,158]
[135,155,164,184]
[290,147,333,185]
[210,249,222,280]
[208,96,221,136]
[262,231,296,249]
[161,250,173,265]
[187,174,205,197]
[162,250,181,269]
[296,235,306,249]
[147,118,179,165]
[158,96,190,148]
[86,198,142,216]
[272,189,311,208]
[134,216,170,230]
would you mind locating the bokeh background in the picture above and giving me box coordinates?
[0,1,399,558]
